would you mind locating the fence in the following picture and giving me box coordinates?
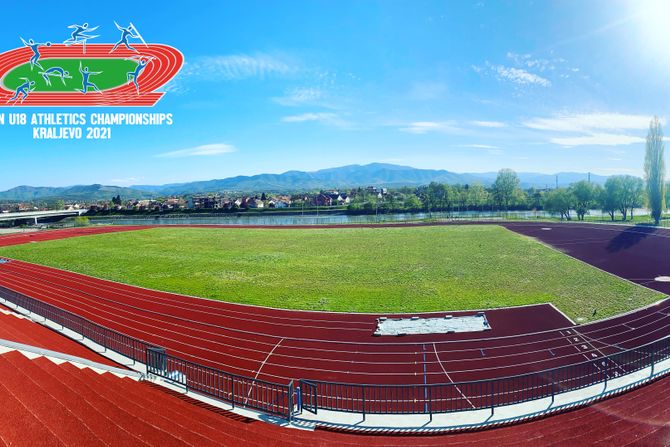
[0,284,153,364]
[0,283,669,424]
[0,284,294,419]
[299,335,670,417]
[146,347,294,418]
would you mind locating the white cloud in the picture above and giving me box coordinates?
[506,52,557,72]
[493,65,551,87]
[550,133,645,147]
[522,112,661,147]
[399,121,460,134]
[157,143,236,158]
[398,119,507,135]
[281,112,349,128]
[168,54,296,92]
[195,54,293,80]
[474,52,577,87]
[523,113,658,133]
[273,87,323,106]
[461,144,500,149]
[470,120,506,128]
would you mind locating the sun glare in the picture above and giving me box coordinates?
[638,0,670,50]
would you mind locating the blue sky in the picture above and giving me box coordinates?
[0,0,669,189]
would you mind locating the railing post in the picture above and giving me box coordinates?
[603,356,609,392]
[361,385,366,421]
[296,385,302,414]
[650,349,655,378]
[427,385,433,422]
[551,368,556,405]
[231,376,235,409]
[287,381,294,423]
[312,382,317,415]
[490,380,495,416]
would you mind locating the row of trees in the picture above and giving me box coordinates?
[543,176,645,221]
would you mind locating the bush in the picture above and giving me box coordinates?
[73,216,90,227]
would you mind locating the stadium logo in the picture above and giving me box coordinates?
[0,22,183,107]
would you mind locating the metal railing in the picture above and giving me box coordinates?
[299,336,670,417]
[0,285,294,419]
[146,347,294,418]
[0,283,668,423]
[0,284,154,363]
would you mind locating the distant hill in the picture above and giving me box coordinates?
[133,164,610,195]
[0,184,155,201]
[132,163,487,195]
[0,164,615,201]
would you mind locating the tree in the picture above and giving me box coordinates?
[544,188,575,220]
[492,169,521,210]
[570,180,598,220]
[111,195,122,206]
[619,175,644,220]
[423,182,453,212]
[601,177,622,221]
[403,195,422,210]
[644,116,666,225]
[526,188,544,211]
[467,183,489,211]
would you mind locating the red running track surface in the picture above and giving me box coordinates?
[502,222,670,296]
[0,307,120,367]
[0,349,667,446]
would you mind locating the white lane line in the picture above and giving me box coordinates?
[245,338,284,403]
[433,343,475,409]
[254,338,283,381]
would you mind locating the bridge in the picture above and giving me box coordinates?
[0,210,87,225]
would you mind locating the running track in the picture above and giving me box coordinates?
[0,222,668,394]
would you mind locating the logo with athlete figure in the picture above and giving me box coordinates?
[1,22,183,106]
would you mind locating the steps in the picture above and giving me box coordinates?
[0,340,666,445]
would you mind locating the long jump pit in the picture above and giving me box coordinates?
[373,312,491,336]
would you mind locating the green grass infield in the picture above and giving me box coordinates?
[0,225,661,322]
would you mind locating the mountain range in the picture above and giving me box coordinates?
[0,163,611,201]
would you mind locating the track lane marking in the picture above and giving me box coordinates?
[433,343,475,409]
[245,338,284,404]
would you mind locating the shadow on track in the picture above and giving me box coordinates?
[606,225,657,253]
